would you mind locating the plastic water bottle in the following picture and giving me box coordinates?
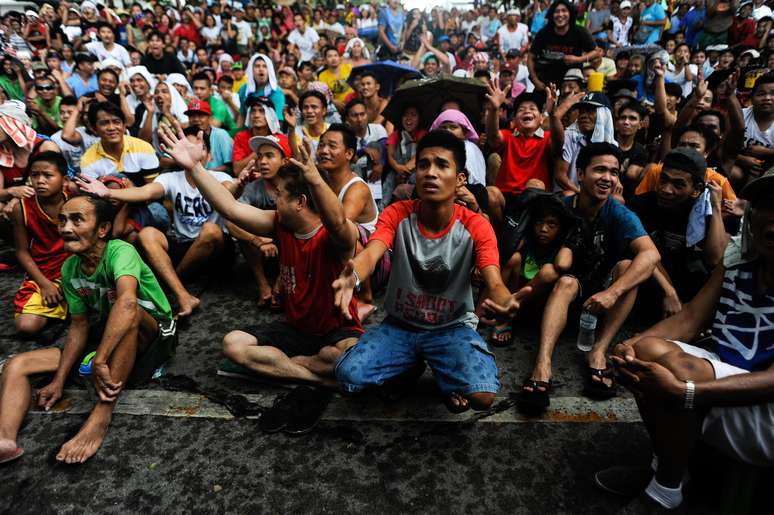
[79,351,97,401]
[577,309,597,352]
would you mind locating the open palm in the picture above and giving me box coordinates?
[159,124,205,170]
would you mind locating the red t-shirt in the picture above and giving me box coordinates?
[174,24,202,48]
[386,128,428,148]
[232,130,253,164]
[370,200,499,329]
[495,129,553,195]
[275,216,363,336]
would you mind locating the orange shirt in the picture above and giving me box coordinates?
[635,163,737,201]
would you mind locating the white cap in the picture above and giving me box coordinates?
[620,0,632,9]
[741,48,761,58]
[506,8,521,16]
[25,10,39,18]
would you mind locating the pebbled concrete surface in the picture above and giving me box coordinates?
[0,252,771,514]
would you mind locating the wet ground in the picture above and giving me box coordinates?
[0,255,771,514]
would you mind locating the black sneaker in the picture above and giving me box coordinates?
[258,392,296,433]
[594,465,653,497]
[284,386,332,435]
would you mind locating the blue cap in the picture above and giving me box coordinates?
[438,35,450,43]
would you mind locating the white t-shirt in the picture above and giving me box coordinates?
[85,41,132,67]
[665,64,698,97]
[743,106,774,150]
[464,140,486,186]
[201,25,221,46]
[354,123,388,201]
[50,127,100,174]
[754,4,773,20]
[233,20,252,46]
[288,28,320,62]
[324,22,346,35]
[497,23,529,54]
[154,170,233,241]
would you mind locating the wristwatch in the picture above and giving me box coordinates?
[683,380,695,410]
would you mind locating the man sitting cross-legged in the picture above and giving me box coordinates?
[522,142,660,411]
[594,172,774,512]
[0,195,177,465]
[158,124,363,388]
[77,128,238,318]
[333,130,530,413]
[11,152,71,337]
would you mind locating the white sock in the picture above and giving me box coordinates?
[645,477,683,509]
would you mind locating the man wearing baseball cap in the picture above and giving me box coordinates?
[598,168,774,511]
[629,147,730,318]
[186,99,234,175]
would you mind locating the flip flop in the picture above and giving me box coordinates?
[584,366,617,400]
[518,378,552,414]
[489,324,513,347]
[0,447,23,464]
[443,392,470,414]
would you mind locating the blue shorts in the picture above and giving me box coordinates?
[335,318,500,396]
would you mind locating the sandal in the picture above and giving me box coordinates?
[489,324,513,347]
[584,367,617,400]
[518,378,552,414]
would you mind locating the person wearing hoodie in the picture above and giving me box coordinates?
[238,53,286,121]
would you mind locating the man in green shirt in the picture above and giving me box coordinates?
[28,76,62,136]
[191,72,238,137]
[0,195,177,465]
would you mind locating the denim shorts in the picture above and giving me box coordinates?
[335,318,500,395]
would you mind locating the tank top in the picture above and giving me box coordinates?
[337,175,379,235]
[21,193,69,280]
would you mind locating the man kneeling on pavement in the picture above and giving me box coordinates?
[0,194,177,464]
[595,170,774,511]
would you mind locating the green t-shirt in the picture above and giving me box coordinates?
[62,239,173,324]
[207,95,238,136]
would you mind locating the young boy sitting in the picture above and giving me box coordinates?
[333,130,530,413]
[11,152,71,337]
[492,192,575,346]
[77,127,238,317]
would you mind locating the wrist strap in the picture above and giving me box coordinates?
[684,380,695,410]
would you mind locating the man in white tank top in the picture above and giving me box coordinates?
[315,124,380,320]
[740,74,774,180]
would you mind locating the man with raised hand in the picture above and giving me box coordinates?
[157,124,363,388]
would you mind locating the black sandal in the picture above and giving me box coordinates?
[584,367,617,400]
[518,378,552,414]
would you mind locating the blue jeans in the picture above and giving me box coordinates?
[335,318,500,395]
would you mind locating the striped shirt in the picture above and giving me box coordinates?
[713,260,774,371]
[80,136,159,183]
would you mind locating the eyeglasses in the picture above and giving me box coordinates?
[35,85,55,91]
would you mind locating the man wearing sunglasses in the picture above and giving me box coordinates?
[28,77,63,137]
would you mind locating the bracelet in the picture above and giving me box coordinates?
[683,380,695,410]
[353,270,362,293]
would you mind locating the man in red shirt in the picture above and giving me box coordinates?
[173,10,203,49]
[485,84,581,223]
[159,125,362,388]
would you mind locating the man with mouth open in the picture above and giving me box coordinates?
[521,142,660,410]
[333,130,530,413]
[0,194,177,465]
[595,169,774,511]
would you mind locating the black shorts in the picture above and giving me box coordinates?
[243,320,362,358]
[168,235,235,268]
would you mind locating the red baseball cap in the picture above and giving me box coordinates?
[249,133,291,158]
[185,99,212,116]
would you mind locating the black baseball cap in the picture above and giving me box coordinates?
[662,147,707,183]
[512,91,545,111]
[577,92,611,110]
[741,168,774,205]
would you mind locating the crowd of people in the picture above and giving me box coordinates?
[0,0,771,510]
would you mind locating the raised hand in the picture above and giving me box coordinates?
[288,138,322,184]
[6,185,35,199]
[486,80,511,110]
[332,259,358,320]
[74,174,111,197]
[237,159,257,187]
[158,123,205,170]
[707,180,723,211]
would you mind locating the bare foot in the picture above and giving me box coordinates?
[257,283,273,308]
[443,392,470,414]
[0,438,23,463]
[56,412,111,464]
[357,302,376,322]
[176,294,201,318]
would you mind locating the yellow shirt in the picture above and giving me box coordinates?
[319,63,353,104]
[232,75,247,93]
[635,163,737,201]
